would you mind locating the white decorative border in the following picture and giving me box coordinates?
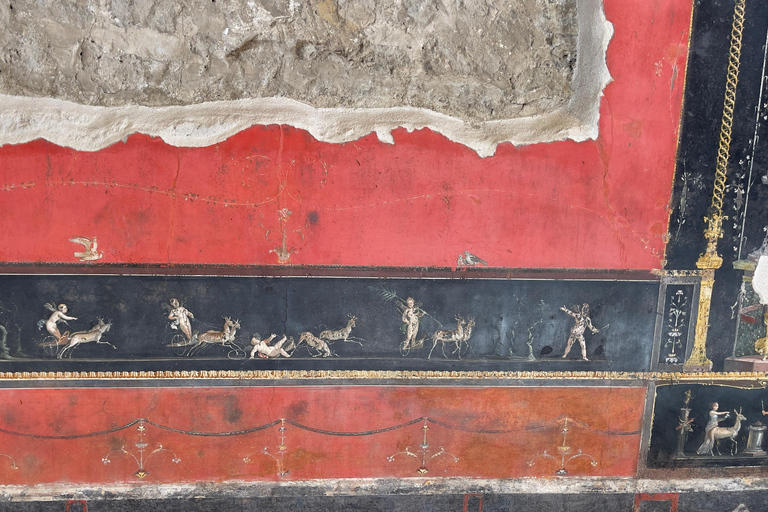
[0,0,612,157]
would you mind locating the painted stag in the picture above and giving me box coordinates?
[428,316,466,359]
[455,317,475,359]
[187,316,241,356]
[697,408,747,456]
[319,314,362,346]
[297,331,335,358]
[58,318,115,358]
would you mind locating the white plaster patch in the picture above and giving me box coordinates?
[752,255,768,304]
[0,0,612,157]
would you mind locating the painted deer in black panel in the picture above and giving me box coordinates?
[298,331,335,357]
[319,314,362,345]
[58,318,115,358]
[429,316,466,359]
[187,316,241,356]
[697,408,747,456]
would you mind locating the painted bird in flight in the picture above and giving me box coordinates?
[70,237,103,261]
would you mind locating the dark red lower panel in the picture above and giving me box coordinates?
[0,386,645,484]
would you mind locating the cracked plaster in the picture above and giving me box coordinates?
[0,0,612,156]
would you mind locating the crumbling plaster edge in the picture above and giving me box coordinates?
[0,0,612,157]
[0,477,766,501]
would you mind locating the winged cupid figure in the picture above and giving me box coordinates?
[70,237,103,261]
[42,302,77,343]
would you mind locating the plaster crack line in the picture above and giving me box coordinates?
[165,154,182,262]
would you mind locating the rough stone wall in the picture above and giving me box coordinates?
[0,0,577,122]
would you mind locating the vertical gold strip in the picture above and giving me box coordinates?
[684,0,747,371]
[686,268,715,370]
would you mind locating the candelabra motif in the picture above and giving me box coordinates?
[101,419,180,479]
[387,420,458,474]
[664,290,688,363]
[527,417,598,475]
[267,208,310,264]
[243,418,289,478]
[675,389,695,457]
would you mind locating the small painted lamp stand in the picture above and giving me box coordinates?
[243,418,289,478]
[527,417,598,475]
[101,419,180,479]
[387,420,458,474]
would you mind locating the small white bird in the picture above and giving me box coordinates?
[457,251,488,268]
[70,237,103,262]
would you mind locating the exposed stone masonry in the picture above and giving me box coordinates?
[0,0,577,121]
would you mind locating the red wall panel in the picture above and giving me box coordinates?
[0,386,645,484]
[0,0,692,270]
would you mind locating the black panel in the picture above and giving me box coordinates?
[680,491,768,512]
[0,275,658,372]
[648,384,768,469]
[665,0,768,369]
[3,492,767,512]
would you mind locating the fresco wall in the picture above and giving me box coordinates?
[2,0,768,510]
[0,386,645,484]
[0,274,661,371]
[0,0,684,269]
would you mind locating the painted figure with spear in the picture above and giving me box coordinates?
[369,285,443,355]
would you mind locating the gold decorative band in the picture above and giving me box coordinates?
[0,370,763,381]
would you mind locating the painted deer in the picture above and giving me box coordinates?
[58,318,115,358]
[298,331,335,357]
[319,314,362,346]
[429,316,466,359]
[187,316,241,357]
[453,317,475,359]
[698,408,746,456]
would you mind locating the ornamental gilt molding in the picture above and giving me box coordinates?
[0,370,763,382]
